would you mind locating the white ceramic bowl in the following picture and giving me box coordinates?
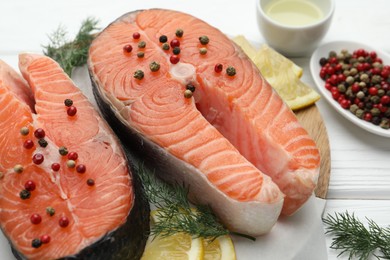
[310,40,390,138]
[256,0,335,57]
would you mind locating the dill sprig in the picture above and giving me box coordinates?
[137,165,255,241]
[323,211,390,260]
[43,17,99,76]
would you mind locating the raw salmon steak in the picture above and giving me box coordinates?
[88,9,320,236]
[0,55,149,259]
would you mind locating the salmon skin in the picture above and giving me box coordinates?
[0,55,149,259]
[88,9,320,236]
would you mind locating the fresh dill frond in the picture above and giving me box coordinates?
[137,164,255,241]
[43,17,99,76]
[323,211,390,260]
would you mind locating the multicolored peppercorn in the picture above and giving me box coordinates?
[184,89,193,99]
[149,61,161,72]
[319,48,390,129]
[175,29,184,38]
[46,206,55,216]
[134,70,144,80]
[59,216,69,227]
[226,66,236,76]
[199,36,209,45]
[67,106,77,116]
[87,178,95,186]
[20,189,31,200]
[20,127,30,136]
[30,213,42,225]
[59,146,68,156]
[170,55,180,64]
[32,238,42,248]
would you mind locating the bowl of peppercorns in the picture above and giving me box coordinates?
[310,40,390,138]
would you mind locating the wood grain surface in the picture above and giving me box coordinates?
[295,104,331,199]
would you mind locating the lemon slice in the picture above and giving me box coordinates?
[203,236,236,260]
[253,44,303,79]
[141,211,204,260]
[267,61,321,110]
[233,35,319,110]
[232,35,258,58]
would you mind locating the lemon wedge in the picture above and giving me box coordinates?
[233,35,320,110]
[265,61,320,110]
[232,35,258,59]
[253,44,303,79]
[141,210,237,260]
[142,232,204,260]
[141,211,204,260]
[203,236,236,260]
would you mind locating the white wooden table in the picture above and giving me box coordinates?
[1,0,390,259]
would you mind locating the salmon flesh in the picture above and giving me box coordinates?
[88,9,320,236]
[0,54,149,259]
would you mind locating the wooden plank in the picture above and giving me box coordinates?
[295,104,331,199]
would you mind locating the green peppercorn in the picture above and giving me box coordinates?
[360,73,369,83]
[199,36,209,45]
[338,84,346,93]
[175,28,184,38]
[345,88,353,98]
[138,41,146,48]
[371,108,381,116]
[199,48,207,55]
[346,76,354,85]
[343,70,350,77]
[341,49,348,55]
[380,118,389,129]
[133,70,144,80]
[357,56,365,63]
[162,43,170,51]
[226,66,236,76]
[149,61,160,72]
[20,189,31,200]
[358,82,366,88]
[356,91,365,99]
[373,62,383,69]
[328,51,337,57]
[67,160,76,168]
[20,126,29,136]
[184,89,193,98]
[342,64,349,70]
[59,146,68,156]
[349,104,359,114]
[370,95,380,104]
[14,164,23,173]
[355,109,364,119]
[337,53,344,61]
[371,75,382,84]
[344,53,352,61]
[378,89,385,97]
[350,68,358,76]
[137,52,145,58]
[46,206,55,216]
